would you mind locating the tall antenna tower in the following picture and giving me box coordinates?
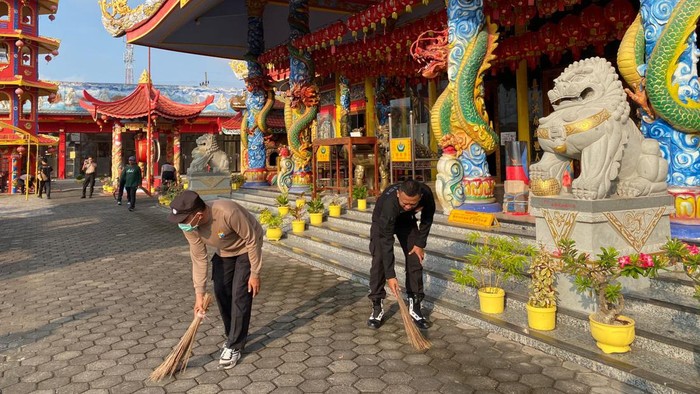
[124,40,134,84]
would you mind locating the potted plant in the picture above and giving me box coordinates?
[230,173,245,190]
[527,245,561,331]
[276,193,290,216]
[101,177,116,194]
[558,239,667,353]
[453,233,535,314]
[352,185,368,211]
[306,197,325,226]
[295,192,306,208]
[662,239,700,301]
[259,208,284,241]
[290,205,306,233]
[328,194,343,217]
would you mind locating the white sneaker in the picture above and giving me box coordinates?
[219,347,241,369]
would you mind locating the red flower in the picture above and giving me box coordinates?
[618,255,631,268]
[686,244,699,256]
[639,253,655,268]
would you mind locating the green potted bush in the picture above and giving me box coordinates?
[259,208,284,241]
[662,239,700,300]
[295,191,306,208]
[453,233,535,314]
[276,192,290,216]
[527,245,561,331]
[352,185,368,211]
[290,205,306,233]
[328,194,343,217]
[306,197,325,226]
[230,173,245,190]
[558,239,667,353]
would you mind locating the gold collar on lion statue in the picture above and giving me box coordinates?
[536,109,611,140]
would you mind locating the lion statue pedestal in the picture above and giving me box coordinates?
[529,58,673,314]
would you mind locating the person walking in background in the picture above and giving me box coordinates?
[116,160,126,205]
[81,156,97,198]
[120,156,142,212]
[38,158,52,199]
[367,179,436,330]
[161,161,177,188]
[168,190,264,370]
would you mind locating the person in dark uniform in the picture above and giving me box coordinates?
[367,179,435,330]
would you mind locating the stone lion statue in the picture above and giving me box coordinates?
[530,57,668,200]
[187,134,230,174]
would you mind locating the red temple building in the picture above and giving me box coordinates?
[0,0,59,194]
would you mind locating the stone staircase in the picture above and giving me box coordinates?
[222,187,700,394]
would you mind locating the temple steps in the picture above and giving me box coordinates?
[223,188,700,393]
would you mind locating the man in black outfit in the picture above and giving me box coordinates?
[368,179,435,330]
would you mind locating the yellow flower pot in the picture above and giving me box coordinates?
[231,183,239,191]
[357,199,367,211]
[183,183,189,190]
[278,206,290,216]
[526,303,557,331]
[589,315,635,354]
[328,205,342,217]
[292,220,306,233]
[266,227,283,241]
[309,212,323,226]
[296,198,306,208]
[478,287,505,314]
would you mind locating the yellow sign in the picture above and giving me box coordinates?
[317,146,330,162]
[448,210,499,228]
[69,151,75,159]
[390,138,412,162]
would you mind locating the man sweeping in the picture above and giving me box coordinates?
[168,190,264,369]
[368,179,435,330]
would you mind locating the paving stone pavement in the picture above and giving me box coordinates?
[0,190,647,393]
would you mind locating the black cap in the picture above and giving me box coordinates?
[168,190,206,223]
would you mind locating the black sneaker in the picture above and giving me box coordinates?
[117,201,121,205]
[128,207,134,212]
[367,299,384,329]
[219,347,241,369]
[409,296,431,329]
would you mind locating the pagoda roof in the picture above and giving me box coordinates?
[6,77,58,96]
[110,0,382,59]
[5,31,60,54]
[79,73,214,121]
[221,111,285,133]
[0,121,58,146]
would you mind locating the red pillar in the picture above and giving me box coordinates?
[58,131,66,179]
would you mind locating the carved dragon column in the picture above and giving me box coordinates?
[172,126,181,177]
[242,0,272,187]
[414,0,499,214]
[285,0,318,193]
[618,0,700,236]
[111,123,122,185]
[375,77,391,191]
[339,74,350,137]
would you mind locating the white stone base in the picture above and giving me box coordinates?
[185,174,230,195]
[531,195,674,314]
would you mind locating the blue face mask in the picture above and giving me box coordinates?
[178,223,198,232]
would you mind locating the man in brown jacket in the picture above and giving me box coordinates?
[168,190,263,369]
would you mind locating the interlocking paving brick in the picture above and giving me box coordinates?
[0,193,639,394]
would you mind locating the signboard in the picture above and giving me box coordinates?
[317,146,330,162]
[448,209,499,228]
[390,138,412,162]
[69,151,75,159]
[501,132,516,146]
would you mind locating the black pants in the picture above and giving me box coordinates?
[82,173,96,197]
[125,186,137,208]
[38,180,50,198]
[212,253,253,351]
[117,179,126,201]
[368,222,424,301]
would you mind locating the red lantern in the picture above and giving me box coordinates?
[16,146,26,154]
[51,50,59,56]
[15,40,24,48]
[44,55,51,62]
[48,14,55,21]
[15,88,23,96]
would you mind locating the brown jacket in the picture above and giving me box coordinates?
[183,199,264,294]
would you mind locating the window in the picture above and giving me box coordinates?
[0,92,10,117]
[0,43,8,64]
[21,94,33,120]
[0,2,8,22]
[21,47,31,67]
[21,6,32,25]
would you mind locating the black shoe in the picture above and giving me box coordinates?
[47,197,50,199]
[81,196,86,199]
[128,207,134,212]
[367,299,384,329]
[38,195,42,198]
[409,295,431,329]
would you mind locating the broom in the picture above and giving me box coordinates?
[149,293,213,381]
[390,287,431,351]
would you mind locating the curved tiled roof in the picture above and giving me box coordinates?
[79,82,214,120]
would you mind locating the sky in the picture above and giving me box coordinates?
[39,0,244,89]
